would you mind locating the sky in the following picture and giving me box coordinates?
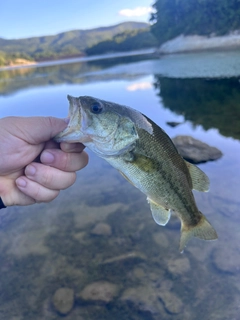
[1,0,154,39]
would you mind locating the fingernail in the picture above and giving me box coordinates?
[41,151,55,164]
[16,178,27,188]
[25,165,36,177]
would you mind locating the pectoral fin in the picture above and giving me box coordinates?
[185,160,210,192]
[147,198,171,226]
[118,171,135,187]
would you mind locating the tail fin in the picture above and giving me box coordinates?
[179,212,218,252]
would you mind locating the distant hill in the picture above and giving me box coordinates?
[86,29,158,55]
[0,22,149,63]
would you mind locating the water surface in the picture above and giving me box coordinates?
[0,51,240,320]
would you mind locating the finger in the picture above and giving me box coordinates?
[40,149,89,172]
[60,142,85,153]
[34,141,60,164]
[44,140,60,150]
[0,176,36,206]
[16,177,60,203]
[24,163,76,190]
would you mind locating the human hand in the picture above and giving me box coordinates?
[0,116,88,206]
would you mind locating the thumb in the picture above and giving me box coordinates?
[29,117,68,143]
[4,116,68,144]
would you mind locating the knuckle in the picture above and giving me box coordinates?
[61,152,71,171]
[32,184,42,201]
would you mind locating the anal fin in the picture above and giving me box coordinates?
[147,198,171,226]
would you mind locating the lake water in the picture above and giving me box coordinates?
[0,51,240,320]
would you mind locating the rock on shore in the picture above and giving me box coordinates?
[158,32,240,54]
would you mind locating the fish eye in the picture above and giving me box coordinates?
[90,103,103,114]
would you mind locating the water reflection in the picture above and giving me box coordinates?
[0,62,97,96]
[0,54,152,96]
[154,77,240,140]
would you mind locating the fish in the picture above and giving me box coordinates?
[55,95,218,251]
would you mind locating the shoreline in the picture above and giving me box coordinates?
[1,32,240,72]
[0,48,156,71]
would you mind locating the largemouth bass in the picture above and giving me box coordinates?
[55,95,217,251]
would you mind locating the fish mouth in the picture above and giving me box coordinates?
[55,95,86,143]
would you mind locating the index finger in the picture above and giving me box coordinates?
[40,149,89,172]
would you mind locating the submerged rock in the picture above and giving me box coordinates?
[91,222,112,236]
[79,281,119,303]
[158,290,184,314]
[120,281,184,317]
[52,287,74,315]
[120,285,164,316]
[153,232,169,248]
[132,267,146,279]
[212,246,240,274]
[102,252,146,265]
[167,257,191,276]
[172,135,223,163]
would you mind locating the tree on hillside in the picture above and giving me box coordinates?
[86,29,157,55]
[151,0,240,45]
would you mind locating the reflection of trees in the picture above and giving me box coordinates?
[0,54,151,96]
[154,76,240,140]
[0,62,97,96]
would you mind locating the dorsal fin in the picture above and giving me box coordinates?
[185,160,210,192]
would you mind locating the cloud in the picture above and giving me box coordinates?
[126,82,152,91]
[119,7,154,18]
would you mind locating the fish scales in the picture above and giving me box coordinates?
[107,118,200,226]
[55,95,218,251]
